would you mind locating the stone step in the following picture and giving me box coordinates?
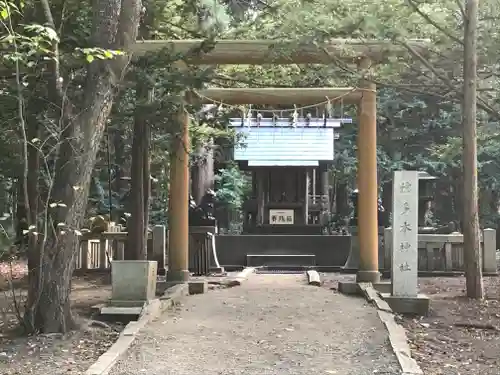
[246,253,316,267]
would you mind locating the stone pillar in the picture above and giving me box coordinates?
[167,109,190,283]
[321,169,329,196]
[391,171,419,297]
[483,228,497,274]
[152,225,166,273]
[383,227,392,270]
[356,57,380,283]
[312,168,317,204]
[256,170,265,225]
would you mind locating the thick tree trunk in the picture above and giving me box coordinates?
[142,115,151,248]
[25,72,116,332]
[126,75,152,260]
[126,4,153,259]
[126,93,146,259]
[191,140,215,204]
[112,126,126,194]
[24,0,142,333]
[462,0,483,299]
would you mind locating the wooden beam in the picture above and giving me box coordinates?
[192,87,362,105]
[129,39,429,65]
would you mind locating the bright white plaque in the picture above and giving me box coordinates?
[269,209,294,225]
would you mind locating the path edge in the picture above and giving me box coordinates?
[226,267,256,287]
[84,283,189,375]
[354,282,423,375]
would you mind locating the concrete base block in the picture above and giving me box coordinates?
[342,236,359,270]
[381,293,430,315]
[156,281,166,296]
[160,283,189,301]
[108,300,146,308]
[373,282,392,294]
[166,269,190,283]
[92,300,146,316]
[338,281,359,295]
[100,306,143,316]
[189,280,208,295]
[111,260,157,302]
[210,267,225,274]
[356,270,381,283]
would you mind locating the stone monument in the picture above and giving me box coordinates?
[382,170,430,315]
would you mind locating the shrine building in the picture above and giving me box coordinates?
[229,116,350,235]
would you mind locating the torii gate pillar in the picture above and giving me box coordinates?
[167,108,190,283]
[356,57,380,283]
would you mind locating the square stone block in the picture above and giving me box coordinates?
[189,281,208,295]
[210,267,225,274]
[111,260,157,302]
[381,293,430,315]
[338,281,359,295]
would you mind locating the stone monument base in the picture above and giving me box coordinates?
[91,300,145,316]
[111,260,157,302]
[166,269,190,283]
[356,270,381,283]
[338,281,359,295]
[338,281,391,295]
[189,280,208,295]
[381,293,430,315]
[372,281,391,294]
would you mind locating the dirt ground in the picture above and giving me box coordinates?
[401,276,500,375]
[2,264,499,375]
[323,273,500,375]
[0,261,122,375]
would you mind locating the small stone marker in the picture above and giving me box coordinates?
[391,171,419,298]
[306,270,321,286]
[189,280,208,295]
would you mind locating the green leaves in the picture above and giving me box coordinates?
[74,47,124,63]
[0,1,21,20]
[215,164,250,210]
[22,24,60,42]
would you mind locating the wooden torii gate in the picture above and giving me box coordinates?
[130,39,428,284]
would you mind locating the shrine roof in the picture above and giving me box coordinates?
[230,118,349,165]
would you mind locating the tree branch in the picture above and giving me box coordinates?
[39,0,64,102]
[400,40,500,118]
[406,0,463,45]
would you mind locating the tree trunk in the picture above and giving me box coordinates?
[142,110,151,248]
[126,4,154,259]
[112,126,126,194]
[462,0,483,299]
[191,141,215,204]
[126,85,146,260]
[24,0,142,333]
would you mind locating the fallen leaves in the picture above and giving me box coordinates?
[401,276,500,375]
[0,272,120,375]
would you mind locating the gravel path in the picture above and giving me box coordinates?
[110,273,400,375]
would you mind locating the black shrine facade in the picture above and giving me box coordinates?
[230,117,349,234]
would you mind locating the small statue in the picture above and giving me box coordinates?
[189,189,217,226]
[349,189,387,227]
[198,189,216,220]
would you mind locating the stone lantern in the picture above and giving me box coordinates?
[417,172,437,228]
